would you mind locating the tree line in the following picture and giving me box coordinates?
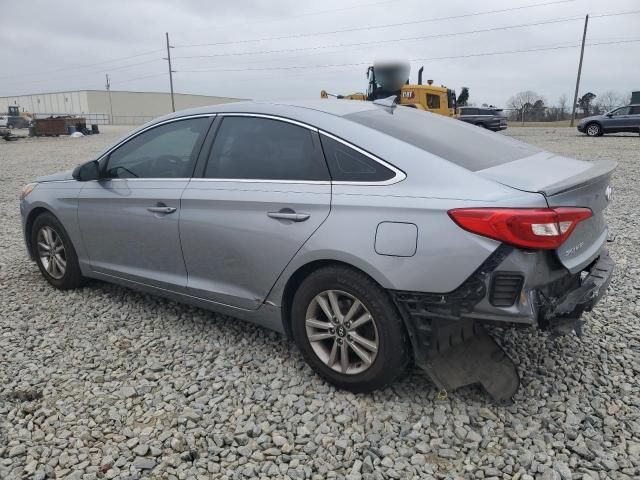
[456,87,633,122]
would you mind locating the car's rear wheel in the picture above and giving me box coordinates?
[585,122,602,137]
[31,213,85,290]
[291,265,409,392]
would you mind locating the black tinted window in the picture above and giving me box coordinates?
[462,108,478,115]
[346,107,540,171]
[629,106,640,115]
[205,117,329,181]
[106,118,209,178]
[320,135,395,182]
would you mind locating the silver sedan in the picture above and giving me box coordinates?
[20,100,615,401]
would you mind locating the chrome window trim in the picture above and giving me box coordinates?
[97,113,216,163]
[87,112,404,186]
[88,178,192,182]
[319,131,406,186]
[188,178,331,185]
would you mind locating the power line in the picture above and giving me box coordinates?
[175,0,577,48]
[175,0,403,36]
[0,59,164,86]
[111,73,168,85]
[174,16,584,61]
[0,49,164,81]
[177,38,640,74]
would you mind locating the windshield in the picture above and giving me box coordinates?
[345,107,540,171]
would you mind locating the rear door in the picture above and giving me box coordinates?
[180,115,331,309]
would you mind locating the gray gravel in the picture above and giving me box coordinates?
[0,126,638,479]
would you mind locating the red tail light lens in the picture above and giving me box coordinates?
[448,207,592,249]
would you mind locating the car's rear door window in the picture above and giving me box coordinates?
[204,116,329,181]
[346,107,540,171]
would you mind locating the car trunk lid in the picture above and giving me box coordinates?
[477,152,616,272]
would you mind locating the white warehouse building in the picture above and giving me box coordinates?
[0,90,243,125]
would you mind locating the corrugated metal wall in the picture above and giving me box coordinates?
[0,90,242,124]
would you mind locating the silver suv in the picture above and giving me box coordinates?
[20,100,615,401]
[578,105,640,136]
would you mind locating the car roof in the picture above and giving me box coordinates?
[159,99,380,122]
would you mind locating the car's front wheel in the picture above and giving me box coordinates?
[585,122,602,137]
[291,265,409,392]
[31,213,85,290]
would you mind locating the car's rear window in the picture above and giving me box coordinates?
[345,107,540,171]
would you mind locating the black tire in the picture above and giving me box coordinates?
[585,122,603,137]
[31,212,85,290]
[291,265,409,392]
[7,123,14,129]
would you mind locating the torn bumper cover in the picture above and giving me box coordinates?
[390,248,614,403]
[538,249,614,334]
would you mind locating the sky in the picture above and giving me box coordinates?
[1,0,639,108]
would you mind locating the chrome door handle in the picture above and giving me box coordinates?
[147,206,176,214]
[267,211,310,222]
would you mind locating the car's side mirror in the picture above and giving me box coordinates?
[72,160,100,181]
[606,113,613,118]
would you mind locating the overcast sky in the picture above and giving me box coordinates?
[2,0,639,107]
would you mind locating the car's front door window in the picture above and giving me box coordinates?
[610,107,631,116]
[105,117,210,179]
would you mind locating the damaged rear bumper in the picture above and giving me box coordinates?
[389,247,614,402]
[538,249,614,334]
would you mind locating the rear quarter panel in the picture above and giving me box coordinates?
[267,141,548,303]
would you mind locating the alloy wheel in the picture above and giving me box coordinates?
[37,226,67,280]
[305,290,379,375]
[587,124,600,136]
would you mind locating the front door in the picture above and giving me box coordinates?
[78,116,211,291]
[605,106,631,131]
[180,115,331,310]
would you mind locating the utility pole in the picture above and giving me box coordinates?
[105,74,114,125]
[164,32,176,112]
[570,15,589,127]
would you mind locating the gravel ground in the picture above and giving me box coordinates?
[0,126,638,480]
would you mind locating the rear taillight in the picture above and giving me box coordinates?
[448,207,592,249]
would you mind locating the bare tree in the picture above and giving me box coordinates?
[596,90,624,113]
[558,93,568,120]
[508,91,544,123]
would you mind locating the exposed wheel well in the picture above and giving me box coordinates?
[24,207,53,257]
[280,260,388,338]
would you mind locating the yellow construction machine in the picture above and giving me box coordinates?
[321,61,457,117]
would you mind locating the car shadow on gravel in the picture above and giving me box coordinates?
[76,279,555,405]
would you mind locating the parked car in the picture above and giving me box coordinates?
[458,106,507,131]
[577,105,640,136]
[20,100,615,401]
[0,116,7,128]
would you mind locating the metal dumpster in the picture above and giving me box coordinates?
[33,116,87,136]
